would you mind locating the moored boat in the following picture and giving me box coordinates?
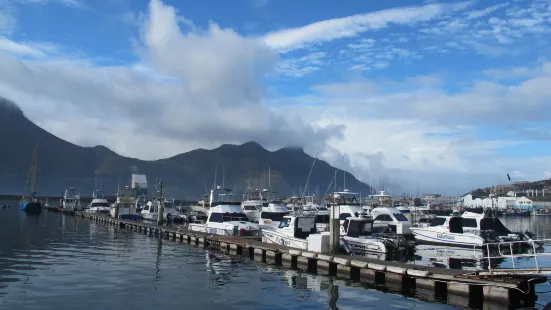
[20,142,42,214]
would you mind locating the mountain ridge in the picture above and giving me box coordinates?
[0,97,372,199]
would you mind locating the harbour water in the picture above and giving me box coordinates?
[2,203,551,309]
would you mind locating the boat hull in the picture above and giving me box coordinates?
[188,223,261,237]
[20,202,42,214]
[341,236,387,253]
[410,228,485,247]
[505,211,531,216]
[262,229,309,250]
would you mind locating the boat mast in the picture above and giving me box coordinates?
[25,142,39,194]
[301,153,318,203]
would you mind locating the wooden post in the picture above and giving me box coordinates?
[157,180,164,225]
[114,202,119,219]
[330,205,340,254]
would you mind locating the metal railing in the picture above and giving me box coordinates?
[477,238,551,274]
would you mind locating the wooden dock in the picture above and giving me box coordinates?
[65,211,547,309]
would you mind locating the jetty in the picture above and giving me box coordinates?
[63,211,548,309]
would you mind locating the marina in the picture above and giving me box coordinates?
[20,204,551,309]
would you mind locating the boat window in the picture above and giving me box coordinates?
[339,213,351,220]
[316,214,330,224]
[261,212,289,222]
[374,214,393,222]
[429,217,447,227]
[393,213,409,222]
[279,218,291,228]
[462,218,478,228]
[243,205,257,210]
[92,202,110,207]
[449,217,463,234]
[214,213,249,222]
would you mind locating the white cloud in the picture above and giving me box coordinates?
[12,0,87,9]
[252,0,268,8]
[0,0,342,161]
[465,3,509,19]
[274,52,326,77]
[262,1,474,51]
[0,0,16,36]
[273,61,551,194]
[0,37,59,57]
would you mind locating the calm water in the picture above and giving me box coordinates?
[2,205,551,310]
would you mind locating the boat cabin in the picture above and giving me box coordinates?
[427,215,512,236]
[278,216,317,239]
[259,201,290,229]
[341,218,376,238]
[371,206,411,234]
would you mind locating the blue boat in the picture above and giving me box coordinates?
[20,142,42,214]
[20,193,42,214]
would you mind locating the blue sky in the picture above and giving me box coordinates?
[1,0,551,194]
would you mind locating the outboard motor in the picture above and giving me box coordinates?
[339,238,352,255]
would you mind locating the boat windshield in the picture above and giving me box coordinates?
[316,214,330,224]
[393,213,409,222]
[92,202,110,207]
[279,217,291,228]
[209,213,250,223]
[261,212,289,222]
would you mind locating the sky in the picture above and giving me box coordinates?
[1,0,551,195]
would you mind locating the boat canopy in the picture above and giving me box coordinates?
[449,217,463,234]
[480,218,511,234]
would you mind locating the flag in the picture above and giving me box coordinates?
[507,174,511,181]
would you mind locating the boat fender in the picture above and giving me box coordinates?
[339,238,352,255]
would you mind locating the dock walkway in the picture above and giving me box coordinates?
[66,211,547,309]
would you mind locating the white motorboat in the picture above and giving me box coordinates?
[262,215,318,250]
[188,187,261,237]
[241,188,267,223]
[87,190,110,214]
[258,201,290,229]
[370,206,411,235]
[61,187,81,211]
[410,212,538,247]
[340,217,413,254]
[140,198,182,222]
[327,190,369,223]
[110,186,140,220]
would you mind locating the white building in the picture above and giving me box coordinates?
[131,174,148,189]
[461,194,527,210]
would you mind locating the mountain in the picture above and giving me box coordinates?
[0,98,372,199]
[469,179,551,199]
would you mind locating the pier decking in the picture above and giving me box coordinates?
[63,210,548,309]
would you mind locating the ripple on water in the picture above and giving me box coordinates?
[0,208,458,310]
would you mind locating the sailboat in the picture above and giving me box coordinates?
[20,142,42,213]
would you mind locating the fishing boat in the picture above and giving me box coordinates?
[188,187,261,237]
[370,206,412,236]
[87,190,110,214]
[261,215,318,249]
[141,198,184,223]
[410,212,539,247]
[20,142,42,214]
[110,186,140,220]
[504,208,531,216]
[61,187,81,211]
[340,217,413,254]
[258,200,290,229]
[241,188,267,223]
